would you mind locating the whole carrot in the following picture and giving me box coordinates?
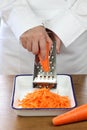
[52,104,87,126]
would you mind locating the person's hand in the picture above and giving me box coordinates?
[20,26,52,59]
[20,26,62,59]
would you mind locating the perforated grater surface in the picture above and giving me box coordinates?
[33,32,57,89]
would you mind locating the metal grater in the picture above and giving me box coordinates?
[33,32,57,89]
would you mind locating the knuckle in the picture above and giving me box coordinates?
[20,33,29,40]
[39,33,45,39]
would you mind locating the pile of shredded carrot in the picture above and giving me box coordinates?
[18,88,70,108]
[38,42,50,72]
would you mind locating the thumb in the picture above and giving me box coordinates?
[54,35,61,54]
[46,33,53,51]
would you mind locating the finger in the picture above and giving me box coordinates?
[56,40,61,54]
[20,37,27,49]
[26,39,32,52]
[22,40,27,49]
[39,38,47,59]
[46,33,53,50]
[54,35,61,54]
[32,39,39,55]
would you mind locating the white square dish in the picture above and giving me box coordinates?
[11,74,77,116]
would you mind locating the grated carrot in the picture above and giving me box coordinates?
[38,42,50,72]
[18,88,70,108]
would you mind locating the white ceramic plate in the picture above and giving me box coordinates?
[11,74,77,116]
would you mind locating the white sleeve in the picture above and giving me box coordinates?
[45,0,87,47]
[0,0,42,40]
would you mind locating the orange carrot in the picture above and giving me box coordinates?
[18,88,70,108]
[52,104,87,126]
[38,42,50,72]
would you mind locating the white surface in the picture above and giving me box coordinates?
[12,75,76,116]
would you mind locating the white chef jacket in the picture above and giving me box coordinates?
[0,0,87,74]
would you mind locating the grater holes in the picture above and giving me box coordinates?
[52,76,54,79]
[44,76,46,79]
[40,75,42,79]
[37,66,39,69]
[52,66,54,70]
[48,76,50,79]
[51,56,54,59]
[51,45,53,49]
[50,61,52,64]
[48,55,50,59]
[50,71,53,75]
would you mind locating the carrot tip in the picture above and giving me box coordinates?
[52,104,87,126]
[38,42,50,72]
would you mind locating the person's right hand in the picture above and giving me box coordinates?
[20,26,53,59]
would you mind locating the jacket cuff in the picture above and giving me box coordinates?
[7,7,42,40]
[45,11,86,47]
